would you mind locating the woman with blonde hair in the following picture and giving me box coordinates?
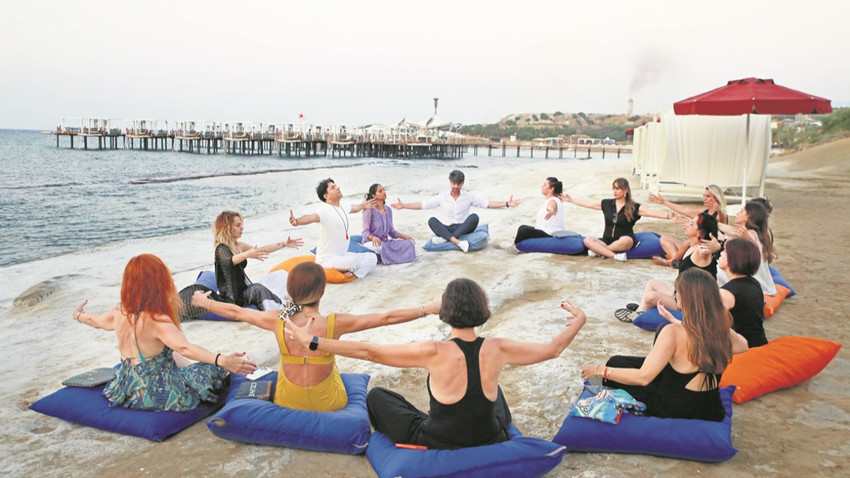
[192,261,439,411]
[563,177,673,262]
[72,254,257,411]
[582,268,748,421]
[648,185,728,267]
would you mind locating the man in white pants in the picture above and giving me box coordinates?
[290,178,378,279]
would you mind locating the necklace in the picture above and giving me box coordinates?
[332,205,349,239]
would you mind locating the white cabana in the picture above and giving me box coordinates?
[632,111,771,203]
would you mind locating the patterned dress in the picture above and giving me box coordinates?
[103,346,229,411]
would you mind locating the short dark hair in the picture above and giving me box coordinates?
[448,170,465,184]
[724,238,760,277]
[316,178,334,202]
[439,278,490,328]
[366,183,380,201]
[546,177,563,196]
[696,212,719,241]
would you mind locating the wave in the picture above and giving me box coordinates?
[129,162,370,185]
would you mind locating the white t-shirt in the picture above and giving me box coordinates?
[535,197,565,235]
[315,202,352,262]
[421,190,489,225]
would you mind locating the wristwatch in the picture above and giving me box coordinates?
[309,335,319,351]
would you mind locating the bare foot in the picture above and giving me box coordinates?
[343,271,356,279]
[652,256,672,267]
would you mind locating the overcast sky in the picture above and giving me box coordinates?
[1,0,847,130]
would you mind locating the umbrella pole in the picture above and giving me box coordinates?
[741,114,750,205]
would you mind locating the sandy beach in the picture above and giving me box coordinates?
[3,141,848,477]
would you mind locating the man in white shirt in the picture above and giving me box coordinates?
[392,170,520,252]
[290,178,378,278]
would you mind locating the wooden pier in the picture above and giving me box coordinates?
[47,118,630,160]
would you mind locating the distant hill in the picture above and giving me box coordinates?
[462,112,654,142]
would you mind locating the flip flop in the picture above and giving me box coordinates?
[614,308,638,323]
[626,303,639,311]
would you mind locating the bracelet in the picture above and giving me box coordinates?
[603,367,611,380]
[214,353,221,366]
[505,201,509,208]
[74,311,82,322]
[418,305,426,317]
[278,241,283,248]
[207,299,213,310]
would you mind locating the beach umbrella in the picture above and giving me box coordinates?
[673,77,832,200]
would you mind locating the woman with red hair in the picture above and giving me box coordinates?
[72,254,256,411]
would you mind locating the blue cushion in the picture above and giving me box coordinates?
[191,271,255,321]
[310,235,374,255]
[422,224,489,252]
[553,383,737,462]
[516,234,586,255]
[366,423,566,478]
[633,308,684,331]
[206,372,371,454]
[769,266,796,297]
[626,232,665,259]
[28,370,226,441]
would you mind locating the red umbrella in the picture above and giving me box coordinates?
[674,77,832,115]
[673,77,832,200]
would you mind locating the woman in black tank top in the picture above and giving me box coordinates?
[284,278,588,449]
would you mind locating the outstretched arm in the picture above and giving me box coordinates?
[290,209,320,227]
[560,193,601,210]
[581,324,677,385]
[649,193,702,218]
[391,198,423,210]
[636,204,675,220]
[350,197,377,214]
[72,300,118,330]
[492,301,587,366]
[152,318,257,376]
[255,237,304,254]
[334,299,441,337]
[285,317,439,368]
[486,195,521,209]
[191,291,278,331]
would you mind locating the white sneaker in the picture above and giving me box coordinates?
[499,241,513,250]
[614,252,628,262]
[506,245,520,254]
[431,236,446,245]
[458,240,470,253]
[587,250,599,258]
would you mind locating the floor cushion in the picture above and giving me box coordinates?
[515,234,586,255]
[553,383,737,462]
[763,284,791,318]
[632,308,684,331]
[190,270,255,321]
[29,370,227,441]
[769,265,796,297]
[625,232,665,259]
[423,224,489,252]
[366,423,566,478]
[270,255,356,284]
[719,336,841,404]
[207,372,371,454]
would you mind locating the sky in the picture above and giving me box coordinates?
[1,0,848,130]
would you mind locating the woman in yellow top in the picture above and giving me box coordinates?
[192,261,438,411]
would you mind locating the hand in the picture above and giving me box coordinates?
[559,299,586,326]
[559,192,572,203]
[246,245,269,261]
[581,363,603,381]
[284,316,315,347]
[675,215,690,228]
[728,225,748,239]
[218,352,257,377]
[391,198,405,210]
[73,300,88,321]
[289,210,299,227]
[192,290,212,307]
[424,298,442,315]
[283,236,304,249]
[507,195,521,207]
[371,235,382,247]
[699,233,721,254]
[657,300,681,324]
[362,197,377,210]
[648,193,664,204]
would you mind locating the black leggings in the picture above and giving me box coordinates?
[513,225,551,244]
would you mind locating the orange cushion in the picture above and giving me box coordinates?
[719,336,841,404]
[270,255,356,284]
[763,284,791,318]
